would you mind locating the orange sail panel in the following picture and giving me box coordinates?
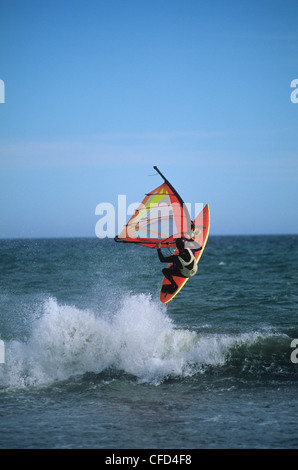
[116,181,191,248]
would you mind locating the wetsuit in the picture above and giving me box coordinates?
[158,244,202,292]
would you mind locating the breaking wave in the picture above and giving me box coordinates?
[0,294,295,389]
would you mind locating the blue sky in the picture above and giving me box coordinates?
[0,0,297,237]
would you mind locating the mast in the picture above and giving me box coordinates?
[153,166,169,184]
[153,166,187,211]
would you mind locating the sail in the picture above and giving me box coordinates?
[115,167,192,248]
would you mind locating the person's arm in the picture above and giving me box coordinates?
[185,239,202,252]
[156,242,174,263]
[192,243,202,252]
[185,222,203,251]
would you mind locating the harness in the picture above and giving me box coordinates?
[177,249,198,277]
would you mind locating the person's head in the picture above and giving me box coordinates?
[175,238,185,252]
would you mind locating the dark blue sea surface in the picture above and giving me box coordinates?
[0,236,298,448]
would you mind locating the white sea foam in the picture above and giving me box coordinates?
[0,294,270,389]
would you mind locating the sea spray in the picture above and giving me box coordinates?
[1,297,115,388]
[0,294,293,390]
[0,294,205,388]
[109,293,199,383]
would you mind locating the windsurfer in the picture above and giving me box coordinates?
[156,238,202,294]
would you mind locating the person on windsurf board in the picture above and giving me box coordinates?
[156,237,202,294]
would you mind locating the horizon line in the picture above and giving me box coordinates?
[0,233,297,241]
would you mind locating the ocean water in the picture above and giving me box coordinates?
[0,235,298,449]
